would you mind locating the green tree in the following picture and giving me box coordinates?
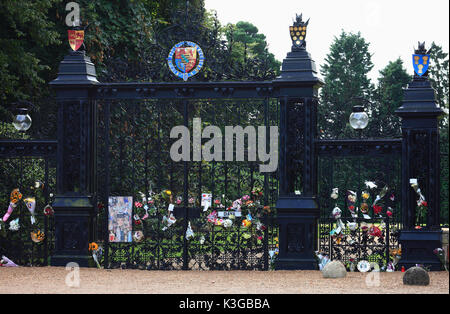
[429,42,449,112]
[428,42,449,225]
[0,0,62,121]
[225,21,281,80]
[368,58,411,137]
[319,31,375,139]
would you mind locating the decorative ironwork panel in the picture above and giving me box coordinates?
[96,97,279,270]
[0,151,56,266]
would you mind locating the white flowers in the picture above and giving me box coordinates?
[365,181,378,189]
[223,219,233,229]
[9,218,20,231]
[330,188,339,200]
[185,222,194,240]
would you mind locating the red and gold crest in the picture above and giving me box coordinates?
[174,47,197,73]
[68,30,85,51]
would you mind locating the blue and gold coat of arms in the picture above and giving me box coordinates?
[167,41,205,81]
[412,54,430,77]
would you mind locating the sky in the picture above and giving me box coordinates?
[204,0,450,82]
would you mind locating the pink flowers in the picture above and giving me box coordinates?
[134,201,143,208]
[387,210,393,217]
[242,195,250,201]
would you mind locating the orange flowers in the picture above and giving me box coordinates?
[31,230,45,243]
[89,242,99,251]
[10,189,22,204]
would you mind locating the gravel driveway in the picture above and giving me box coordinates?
[0,267,448,294]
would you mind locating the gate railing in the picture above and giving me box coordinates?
[0,139,57,266]
[94,94,280,270]
[315,138,403,268]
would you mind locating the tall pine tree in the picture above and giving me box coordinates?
[369,58,411,138]
[319,31,374,139]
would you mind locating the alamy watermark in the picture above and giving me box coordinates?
[65,262,80,288]
[65,2,80,27]
[170,118,279,173]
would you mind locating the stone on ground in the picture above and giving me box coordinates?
[403,267,430,286]
[322,260,347,278]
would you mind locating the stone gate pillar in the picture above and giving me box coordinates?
[49,50,99,266]
[396,44,444,271]
[274,15,323,270]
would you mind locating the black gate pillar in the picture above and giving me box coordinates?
[49,50,99,267]
[396,44,444,271]
[274,15,323,270]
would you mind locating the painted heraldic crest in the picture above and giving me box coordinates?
[168,41,205,81]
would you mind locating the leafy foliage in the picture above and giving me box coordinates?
[0,0,62,121]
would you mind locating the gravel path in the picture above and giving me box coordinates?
[0,267,448,294]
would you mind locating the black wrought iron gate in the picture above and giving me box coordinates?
[316,140,403,268]
[95,92,280,270]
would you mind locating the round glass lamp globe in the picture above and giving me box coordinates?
[12,110,32,131]
[349,111,369,130]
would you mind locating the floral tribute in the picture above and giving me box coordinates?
[324,180,400,271]
[126,187,271,251]
[410,179,428,228]
[1,186,53,247]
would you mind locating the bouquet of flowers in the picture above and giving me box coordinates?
[89,242,102,268]
[433,248,448,272]
[410,179,427,226]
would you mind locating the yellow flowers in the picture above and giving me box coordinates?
[242,219,251,228]
[165,190,172,196]
[89,242,99,251]
[362,191,370,200]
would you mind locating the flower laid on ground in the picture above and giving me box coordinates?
[433,248,448,272]
[390,248,402,269]
[0,255,18,267]
[89,242,102,268]
[348,258,356,272]
[315,251,330,271]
